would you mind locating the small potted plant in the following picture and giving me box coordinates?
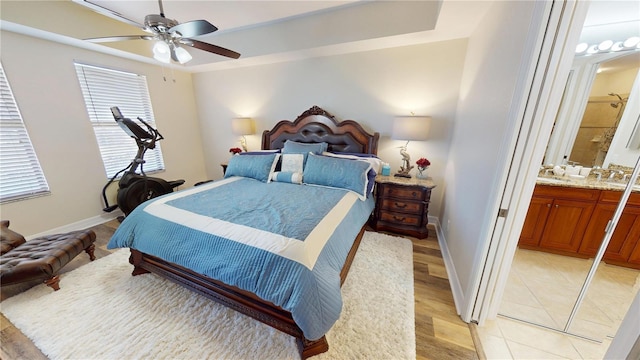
[416,157,431,179]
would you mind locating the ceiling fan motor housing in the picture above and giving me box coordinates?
[144,14,178,33]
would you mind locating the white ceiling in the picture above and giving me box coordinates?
[78,0,360,32]
[1,0,638,72]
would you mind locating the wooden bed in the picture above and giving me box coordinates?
[128,106,380,359]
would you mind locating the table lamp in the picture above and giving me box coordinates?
[232,117,255,152]
[391,116,431,177]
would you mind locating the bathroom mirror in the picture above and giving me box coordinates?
[544,50,640,168]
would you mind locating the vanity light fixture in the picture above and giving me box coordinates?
[232,117,255,152]
[391,115,431,178]
[576,36,640,55]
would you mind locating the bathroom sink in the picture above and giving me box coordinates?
[605,182,640,191]
[536,177,571,185]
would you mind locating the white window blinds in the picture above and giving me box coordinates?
[74,63,165,178]
[0,63,50,203]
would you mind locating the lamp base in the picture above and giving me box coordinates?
[394,173,411,178]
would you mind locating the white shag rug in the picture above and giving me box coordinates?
[1,231,415,360]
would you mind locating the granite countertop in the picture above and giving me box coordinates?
[536,175,640,192]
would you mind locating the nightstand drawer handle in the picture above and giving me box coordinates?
[393,216,406,222]
[394,202,407,209]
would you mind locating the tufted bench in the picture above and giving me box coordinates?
[0,220,96,291]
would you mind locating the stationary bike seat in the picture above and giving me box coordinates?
[168,180,185,188]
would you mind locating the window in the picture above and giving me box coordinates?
[74,63,165,178]
[0,63,50,203]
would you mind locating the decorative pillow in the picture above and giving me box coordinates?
[224,153,279,183]
[303,153,372,200]
[322,151,384,174]
[281,154,304,173]
[282,140,328,165]
[271,171,303,184]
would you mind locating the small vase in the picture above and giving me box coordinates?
[417,167,428,179]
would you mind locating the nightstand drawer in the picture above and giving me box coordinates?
[380,185,428,201]
[379,211,423,226]
[379,198,425,213]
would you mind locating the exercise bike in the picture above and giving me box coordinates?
[101,107,184,218]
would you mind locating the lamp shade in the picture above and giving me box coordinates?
[392,116,431,141]
[232,117,255,136]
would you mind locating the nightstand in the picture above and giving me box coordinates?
[371,175,436,239]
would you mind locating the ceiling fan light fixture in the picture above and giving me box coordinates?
[174,46,193,64]
[153,40,170,55]
[152,40,171,63]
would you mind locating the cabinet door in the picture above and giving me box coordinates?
[538,199,595,254]
[519,197,552,248]
[580,204,640,263]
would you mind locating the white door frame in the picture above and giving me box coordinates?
[465,0,590,324]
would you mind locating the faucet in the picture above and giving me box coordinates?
[608,170,624,181]
[593,171,603,181]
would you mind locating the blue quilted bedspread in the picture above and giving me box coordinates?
[107,177,375,340]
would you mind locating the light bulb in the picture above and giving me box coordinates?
[586,44,599,54]
[623,37,640,48]
[575,43,588,53]
[611,41,624,51]
[597,40,613,51]
[174,46,193,64]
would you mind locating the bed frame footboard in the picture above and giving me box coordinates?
[127,225,366,359]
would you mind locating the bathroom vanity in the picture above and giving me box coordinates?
[519,179,640,270]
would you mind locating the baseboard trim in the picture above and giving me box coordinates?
[430,215,465,317]
[26,211,122,240]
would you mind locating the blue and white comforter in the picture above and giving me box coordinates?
[107,177,375,340]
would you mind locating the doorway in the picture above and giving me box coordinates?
[497,4,640,346]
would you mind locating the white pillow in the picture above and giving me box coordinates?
[321,152,383,174]
[281,153,304,173]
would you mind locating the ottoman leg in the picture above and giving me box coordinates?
[85,244,96,261]
[44,276,61,291]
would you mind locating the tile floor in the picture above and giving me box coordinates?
[476,248,640,359]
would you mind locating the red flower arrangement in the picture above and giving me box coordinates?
[416,158,431,170]
[229,147,242,154]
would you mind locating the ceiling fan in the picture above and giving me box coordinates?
[80,0,240,64]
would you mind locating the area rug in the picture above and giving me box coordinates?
[1,231,415,360]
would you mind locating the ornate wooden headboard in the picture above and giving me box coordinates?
[261,106,380,154]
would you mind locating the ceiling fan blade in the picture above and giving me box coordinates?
[169,20,218,38]
[182,39,241,59]
[85,35,154,43]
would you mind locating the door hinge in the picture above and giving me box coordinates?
[498,208,508,218]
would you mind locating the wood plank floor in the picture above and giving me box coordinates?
[0,221,478,359]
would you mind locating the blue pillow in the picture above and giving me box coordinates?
[282,140,328,165]
[224,153,279,182]
[303,153,372,200]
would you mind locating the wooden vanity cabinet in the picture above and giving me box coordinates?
[518,185,598,256]
[579,191,640,269]
[519,197,552,248]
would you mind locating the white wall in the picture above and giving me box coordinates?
[192,40,469,219]
[0,31,207,236]
[605,70,640,167]
[441,0,538,310]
